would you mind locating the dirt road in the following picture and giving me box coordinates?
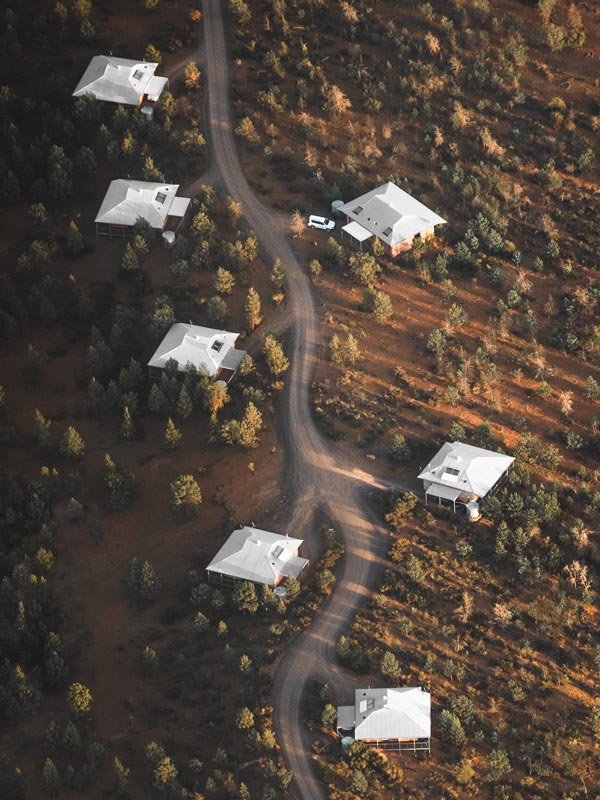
[199,3,415,797]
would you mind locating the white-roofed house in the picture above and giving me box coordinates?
[418,440,514,514]
[95,180,191,239]
[337,687,431,752]
[147,322,247,384]
[338,182,446,256]
[206,526,309,587]
[73,55,168,107]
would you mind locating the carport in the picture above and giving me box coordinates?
[341,220,373,252]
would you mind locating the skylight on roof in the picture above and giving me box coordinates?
[211,340,223,352]
[445,467,460,476]
[272,545,284,558]
[133,69,144,80]
[353,206,363,214]
[382,226,392,236]
[156,192,167,204]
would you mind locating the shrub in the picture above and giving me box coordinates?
[170,474,202,517]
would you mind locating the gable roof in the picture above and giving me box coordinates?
[73,56,167,105]
[206,527,308,586]
[147,323,243,377]
[339,182,446,246]
[95,180,190,229]
[350,687,431,741]
[418,441,514,499]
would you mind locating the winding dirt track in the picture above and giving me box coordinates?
[199,4,415,797]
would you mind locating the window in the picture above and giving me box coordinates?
[382,226,392,237]
[211,340,223,352]
[156,192,167,204]
[133,69,144,80]
[353,206,363,215]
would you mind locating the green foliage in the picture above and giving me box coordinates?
[42,757,61,794]
[329,333,360,368]
[220,402,263,449]
[245,287,262,331]
[263,334,289,376]
[438,709,466,746]
[385,493,418,530]
[362,287,393,320]
[486,749,511,781]
[23,345,46,388]
[60,426,85,460]
[213,267,236,295]
[164,417,182,450]
[113,757,130,798]
[347,252,381,286]
[170,474,202,517]
[67,682,93,717]
[206,295,228,326]
[65,220,84,255]
[236,706,255,730]
[322,703,337,728]
[388,434,411,464]
[230,0,251,26]
[33,409,52,449]
[233,580,259,614]
[103,453,135,510]
[127,558,161,603]
[380,650,402,680]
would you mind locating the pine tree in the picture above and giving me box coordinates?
[176,384,193,419]
[103,453,135,509]
[235,706,255,729]
[33,409,52,449]
[213,266,235,295]
[170,474,202,517]
[270,258,286,290]
[41,757,61,794]
[206,295,228,326]
[23,344,46,388]
[585,375,600,400]
[220,402,262,449]
[263,334,289,377]
[65,220,84,255]
[121,242,140,274]
[61,426,85,460]
[205,381,229,421]
[120,406,136,440]
[139,561,161,602]
[148,383,168,415]
[328,333,360,368]
[62,720,82,752]
[244,287,262,331]
[113,757,130,798]
[233,581,258,614]
[68,682,93,716]
[184,61,201,89]
[380,650,402,680]
[164,418,182,450]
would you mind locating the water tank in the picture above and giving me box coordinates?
[331,199,344,218]
[140,105,154,121]
[274,586,287,599]
[341,736,355,749]
[162,230,176,248]
[466,501,481,522]
[215,379,227,388]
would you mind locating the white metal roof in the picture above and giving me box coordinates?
[339,687,430,741]
[72,56,166,105]
[339,182,446,246]
[206,526,308,586]
[169,196,192,218]
[342,220,373,242]
[418,441,514,500]
[424,483,462,502]
[95,180,189,229]
[147,323,243,378]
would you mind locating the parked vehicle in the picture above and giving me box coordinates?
[307,215,336,231]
